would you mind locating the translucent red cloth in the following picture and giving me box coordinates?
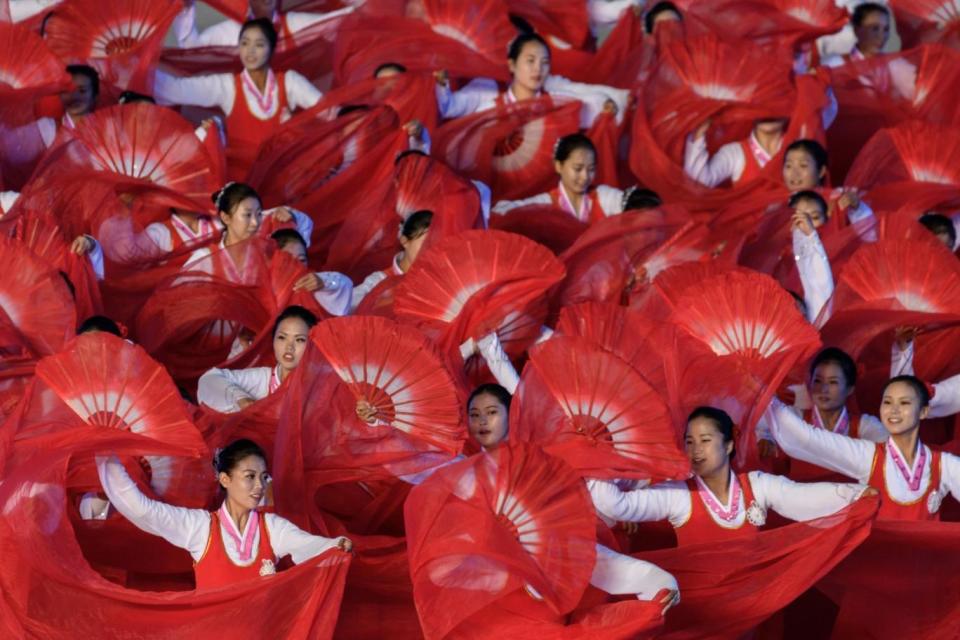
[404,443,598,639]
[432,96,582,201]
[637,497,878,639]
[511,336,689,481]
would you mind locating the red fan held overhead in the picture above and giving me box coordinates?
[512,336,689,481]
[668,270,822,465]
[422,0,516,64]
[404,443,597,640]
[0,22,70,122]
[0,236,76,359]
[44,0,179,96]
[34,332,205,456]
[394,230,565,351]
[62,103,219,207]
[311,315,465,454]
[433,97,582,201]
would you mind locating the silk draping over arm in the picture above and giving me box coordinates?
[197,366,273,413]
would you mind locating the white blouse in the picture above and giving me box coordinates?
[436,77,630,128]
[155,69,322,123]
[145,215,219,253]
[587,471,868,530]
[793,227,834,324]
[766,399,960,504]
[492,183,624,222]
[97,456,345,564]
[591,543,678,600]
[197,365,278,413]
[171,4,356,48]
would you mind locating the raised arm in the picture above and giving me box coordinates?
[749,470,869,522]
[264,513,349,564]
[765,398,876,482]
[792,226,834,324]
[96,455,210,559]
[154,71,235,113]
[683,138,746,188]
[586,478,689,527]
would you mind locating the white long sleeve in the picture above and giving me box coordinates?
[282,70,323,111]
[588,0,639,36]
[746,471,868,521]
[476,332,520,394]
[492,192,553,215]
[8,0,58,23]
[683,137,746,188]
[264,207,314,246]
[313,272,353,316]
[197,366,273,413]
[97,455,212,558]
[97,456,345,564]
[931,372,960,419]
[172,4,242,48]
[587,478,691,527]
[544,75,629,127]
[857,414,891,443]
[766,399,875,482]
[350,269,389,312]
[155,71,235,113]
[590,543,678,600]
[792,228,834,324]
[890,339,915,377]
[0,190,19,214]
[436,78,499,120]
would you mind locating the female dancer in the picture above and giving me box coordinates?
[96,438,351,589]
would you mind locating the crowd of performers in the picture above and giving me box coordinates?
[2,0,960,637]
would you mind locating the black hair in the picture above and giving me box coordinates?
[401,210,433,240]
[77,315,122,337]
[784,139,829,177]
[622,187,663,211]
[394,148,428,166]
[919,213,957,249]
[211,182,261,214]
[118,90,156,105]
[272,305,318,337]
[852,2,890,27]
[214,439,267,476]
[883,375,930,408]
[58,270,76,300]
[554,133,596,163]
[271,228,307,250]
[507,31,550,62]
[373,62,407,78]
[468,383,512,411]
[240,18,278,53]
[644,1,682,34]
[39,11,55,37]
[66,64,100,99]
[687,406,735,458]
[809,347,857,388]
[337,104,371,118]
[788,189,829,215]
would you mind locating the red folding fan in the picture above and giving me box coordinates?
[311,315,465,453]
[422,0,516,64]
[62,103,219,207]
[0,23,71,123]
[0,236,76,359]
[433,97,582,200]
[44,0,179,95]
[34,332,205,456]
[668,270,822,464]
[847,121,960,194]
[394,230,565,351]
[511,336,688,480]
[405,443,597,639]
[555,301,668,390]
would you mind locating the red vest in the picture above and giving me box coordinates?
[225,71,288,181]
[735,139,765,185]
[194,510,276,590]
[788,411,863,483]
[675,474,760,547]
[548,186,606,224]
[869,443,942,522]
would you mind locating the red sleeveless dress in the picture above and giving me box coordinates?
[548,186,607,224]
[194,510,277,589]
[225,71,288,182]
[735,139,765,185]
[675,474,760,547]
[869,443,942,522]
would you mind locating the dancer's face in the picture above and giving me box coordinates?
[509,41,550,95]
[468,393,509,449]
[854,10,890,55]
[782,149,825,192]
[880,381,928,436]
[220,197,262,242]
[555,148,597,196]
[273,316,310,373]
[239,26,272,71]
[685,417,732,479]
[219,455,268,511]
[809,362,853,413]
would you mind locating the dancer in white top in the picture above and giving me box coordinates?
[435,32,629,129]
[198,305,316,413]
